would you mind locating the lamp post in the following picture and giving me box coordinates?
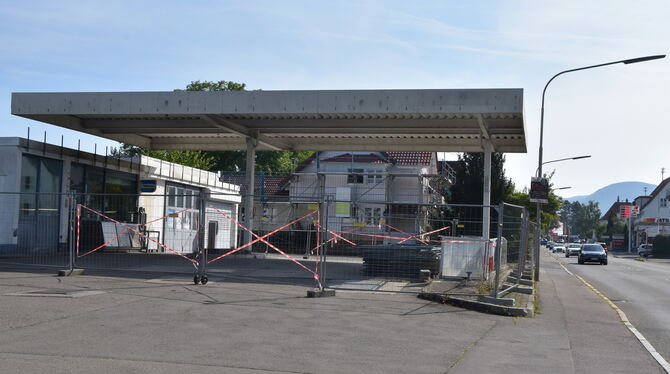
[535,155,591,177]
[535,54,665,281]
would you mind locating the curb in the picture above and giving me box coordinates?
[418,292,534,317]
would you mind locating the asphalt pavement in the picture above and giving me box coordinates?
[554,249,670,363]
[0,255,665,373]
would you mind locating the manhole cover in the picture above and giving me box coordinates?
[5,289,105,298]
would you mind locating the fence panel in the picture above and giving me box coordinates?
[0,192,68,269]
[321,203,499,293]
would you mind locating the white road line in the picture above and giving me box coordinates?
[553,257,670,373]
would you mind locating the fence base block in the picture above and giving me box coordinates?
[58,269,85,277]
[478,295,515,306]
[306,288,336,298]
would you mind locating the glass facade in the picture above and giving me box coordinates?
[71,163,139,222]
[20,155,62,216]
[18,154,63,251]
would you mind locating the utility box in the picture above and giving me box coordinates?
[440,237,494,279]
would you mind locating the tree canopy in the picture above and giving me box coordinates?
[114,80,313,174]
[559,200,603,239]
[448,152,563,232]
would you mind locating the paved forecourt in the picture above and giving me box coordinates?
[0,261,665,374]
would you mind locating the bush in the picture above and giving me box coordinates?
[652,236,670,258]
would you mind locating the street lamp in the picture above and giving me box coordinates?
[535,155,591,177]
[534,54,665,281]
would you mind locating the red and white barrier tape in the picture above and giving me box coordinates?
[78,205,198,266]
[207,209,319,264]
[207,207,322,286]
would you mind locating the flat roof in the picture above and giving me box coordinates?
[11,89,526,153]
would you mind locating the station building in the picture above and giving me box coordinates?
[0,137,240,256]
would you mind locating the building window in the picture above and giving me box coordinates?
[165,183,200,231]
[71,163,138,222]
[661,198,667,208]
[367,170,383,185]
[364,207,382,225]
[19,155,62,217]
[347,168,364,184]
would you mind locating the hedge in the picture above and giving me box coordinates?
[652,235,670,258]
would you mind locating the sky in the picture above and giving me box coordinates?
[1,0,669,198]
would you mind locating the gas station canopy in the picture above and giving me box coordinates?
[11,89,526,153]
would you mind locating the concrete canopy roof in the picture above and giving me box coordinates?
[11,89,526,153]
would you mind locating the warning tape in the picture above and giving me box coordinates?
[207,209,319,264]
[398,226,450,244]
[315,223,356,246]
[207,207,321,287]
[76,204,81,256]
[383,223,429,244]
[78,205,198,266]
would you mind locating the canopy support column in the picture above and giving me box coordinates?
[482,141,492,240]
[244,137,257,254]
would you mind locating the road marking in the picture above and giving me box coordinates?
[553,257,670,373]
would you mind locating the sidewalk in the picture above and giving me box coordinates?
[449,250,664,373]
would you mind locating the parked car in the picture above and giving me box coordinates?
[598,242,608,251]
[565,243,581,257]
[638,244,654,257]
[540,240,548,246]
[578,244,608,265]
[553,245,566,253]
[547,241,556,250]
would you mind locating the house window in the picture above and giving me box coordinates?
[364,207,382,225]
[367,170,383,185]
[661,198,667,208]
[347,168,364,184]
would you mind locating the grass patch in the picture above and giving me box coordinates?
[533,283,541,315]
[476,281,492,295]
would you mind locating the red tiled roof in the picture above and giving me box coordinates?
[221,175,289,197]
[387,152,433,166]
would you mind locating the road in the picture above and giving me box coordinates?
[549,248,670,362]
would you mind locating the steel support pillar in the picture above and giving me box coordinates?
[244,137,257,254]
[482,141,492,240]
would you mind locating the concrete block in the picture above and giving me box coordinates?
[478,295,515,306]
[306,288,336,298]
[514,286,533,295]
[58,269,85,276]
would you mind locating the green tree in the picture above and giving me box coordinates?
[561,200,602,239]
[449,153,515,205]
[111,144,216,170]
[115,80,313,173]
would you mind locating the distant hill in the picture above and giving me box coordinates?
[565,181,657,211]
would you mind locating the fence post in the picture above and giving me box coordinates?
[517,208,529,284]
[491,202,504,298]
[317,196,329,291]
[197,190,208,283]
[68,192,75,272]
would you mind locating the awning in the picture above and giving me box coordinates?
[11,88,526,153]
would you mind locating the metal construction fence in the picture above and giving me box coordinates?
[0,192,535,297]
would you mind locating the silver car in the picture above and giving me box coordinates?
[565,243,581,257]
[552,245,566,253]
[638,244,653,257]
